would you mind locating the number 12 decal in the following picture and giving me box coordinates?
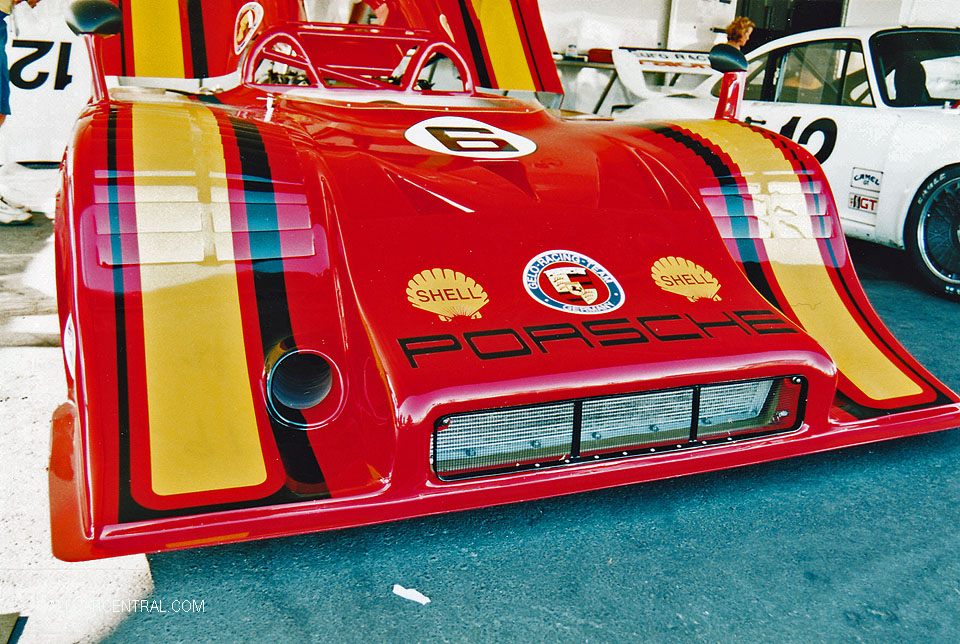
[10,40,73,91]
[779,116,837,164]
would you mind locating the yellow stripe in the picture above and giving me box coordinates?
[128,0,186,78]
[471,0,536,91]
[683,120,922,401]
[132,103,267,496]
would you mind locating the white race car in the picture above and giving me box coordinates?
[617,27,960,298]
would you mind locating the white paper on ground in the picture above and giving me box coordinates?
[392,584,431,605]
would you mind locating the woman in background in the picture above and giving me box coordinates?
[725,16,755,50]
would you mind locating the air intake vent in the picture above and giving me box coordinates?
[433,376,805,480]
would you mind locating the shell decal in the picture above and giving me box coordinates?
[651,256,722,302]
[407,269,489,321]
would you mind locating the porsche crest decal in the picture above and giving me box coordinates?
[651,256,721,302]
[524,250,624,314]
[407,269,489,321]
[234,2,265,55]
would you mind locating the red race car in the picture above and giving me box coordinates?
[50,0,960,560]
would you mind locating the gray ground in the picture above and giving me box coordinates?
[2,200,959,643]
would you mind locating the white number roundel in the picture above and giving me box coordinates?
[404,116,537,159]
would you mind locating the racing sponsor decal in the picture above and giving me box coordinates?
[234,2,265,55]
[651,256,722,302]
[404,116,537,159]
[407,269,489,321]
[851,168,882,192]
[849,192,878,214]
[523,250,624,315]
[618,48,711,71]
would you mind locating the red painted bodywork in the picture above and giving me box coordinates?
[50,19,960,560]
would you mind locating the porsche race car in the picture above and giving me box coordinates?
[50,1,960,560]
[618,27,960,299]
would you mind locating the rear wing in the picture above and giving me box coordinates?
[613,47,716,99]
[382,0,562,95]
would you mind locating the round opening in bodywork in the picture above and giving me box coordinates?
[268,351,333,419]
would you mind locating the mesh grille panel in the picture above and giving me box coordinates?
[434,402,574,475]
[698,380,774,439]
[433,377,803,480]
[581,390,693,454]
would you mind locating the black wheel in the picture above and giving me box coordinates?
[905,166,960,299]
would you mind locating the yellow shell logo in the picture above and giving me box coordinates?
[407,269,489,321]
[651,256,722,302]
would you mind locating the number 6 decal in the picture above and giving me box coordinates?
[779,116,837,164]
[405,116,537,159]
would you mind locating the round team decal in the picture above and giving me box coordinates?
[234,2,265,55]
[523,250,624,314]
[404,116,537,159]
[651,256,722,302]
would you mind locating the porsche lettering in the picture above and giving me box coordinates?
[397,310,797,368]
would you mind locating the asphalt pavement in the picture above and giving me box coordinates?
[2,187,960,643]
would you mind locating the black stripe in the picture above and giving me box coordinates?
[118,0,126,76]
[457,0,492,88]
[227,115,328,487]
[108,107,141,523]
[512,0,544,90]
[185,0,208,78]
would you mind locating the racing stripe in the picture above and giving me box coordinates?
[457,0,493,88]
[106,106,134,523]
[469,0,536,90]
[222,114,329,490]
[677,120,925,403]
[182,0,208,79]
[651,126,783,308]
[130,103,269,498]
[127,0,186,78]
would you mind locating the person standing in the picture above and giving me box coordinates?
[0,0,41,223]
[724,16,755,50]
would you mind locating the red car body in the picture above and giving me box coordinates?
[50,2,960,560]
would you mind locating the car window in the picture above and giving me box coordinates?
[872,29,960,106]
[840,47,874,106]
[773,40,858,106]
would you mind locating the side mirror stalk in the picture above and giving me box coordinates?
[66,0,123,105]
[708,43,748,121]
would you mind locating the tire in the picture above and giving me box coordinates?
[904,166,960,299]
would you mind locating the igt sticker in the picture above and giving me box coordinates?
[405,116,537,159]
[523,250,624,314]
